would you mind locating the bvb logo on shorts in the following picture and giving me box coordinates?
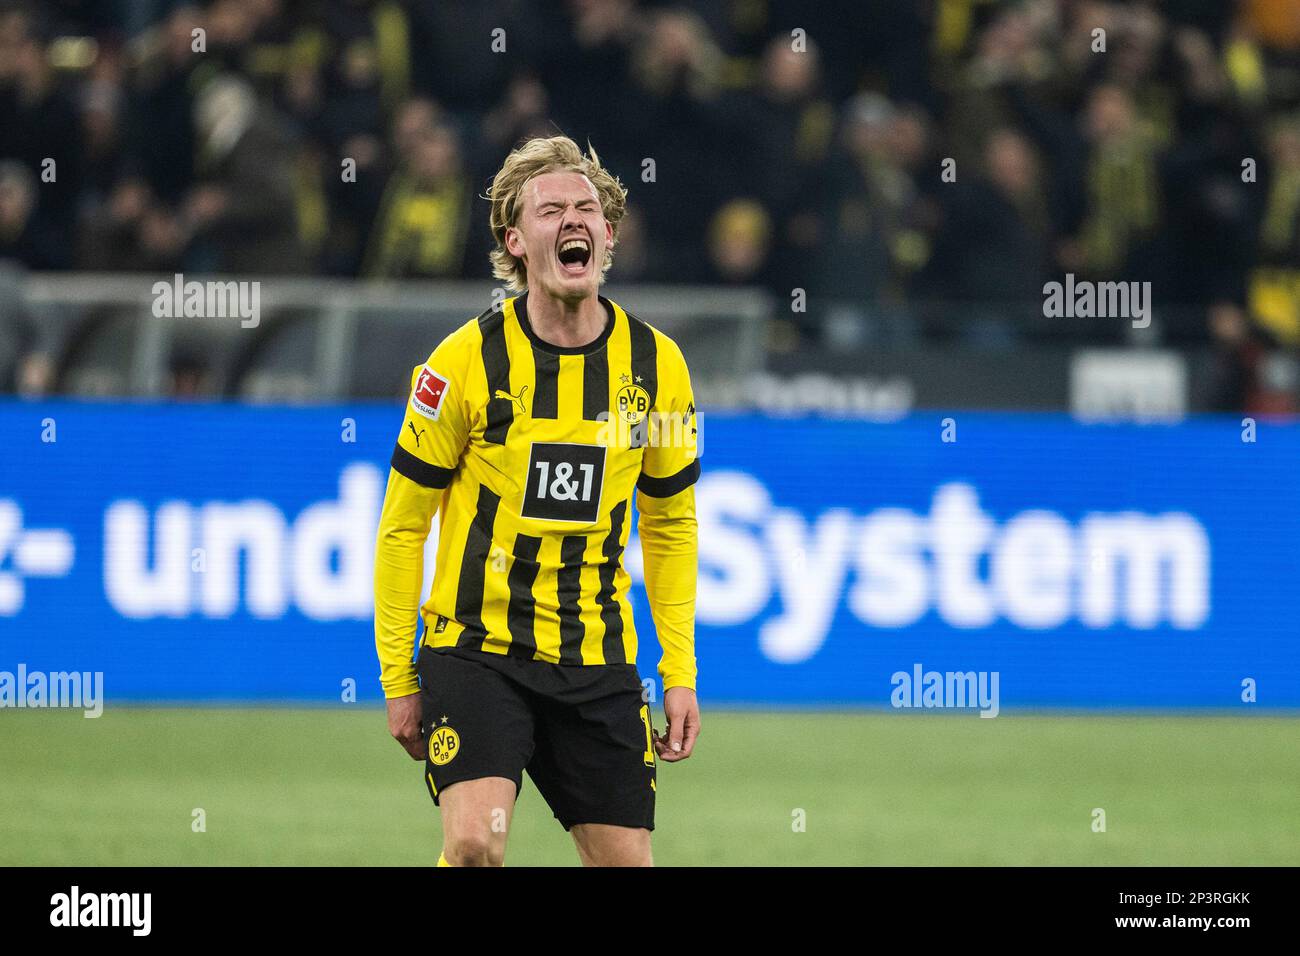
[428,725,460,766]
[616,384,650,425]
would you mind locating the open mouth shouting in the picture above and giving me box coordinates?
[556,234,592,276]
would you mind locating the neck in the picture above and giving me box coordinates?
[524,289,607,348]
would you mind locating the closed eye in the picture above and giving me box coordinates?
[539,202,598,216]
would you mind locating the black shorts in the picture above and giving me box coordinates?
[416,645,656,831]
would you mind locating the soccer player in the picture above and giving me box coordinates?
[373,136,700,866]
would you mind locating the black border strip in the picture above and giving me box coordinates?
[391,444,455,489]
[636,459,700,498]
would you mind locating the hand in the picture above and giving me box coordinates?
[386,692,425,761]
[654,686,699,762]
[184,186,228,228]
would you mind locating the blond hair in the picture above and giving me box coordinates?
[487,136,628,291]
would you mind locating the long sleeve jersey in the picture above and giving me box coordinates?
[374,292,700,698]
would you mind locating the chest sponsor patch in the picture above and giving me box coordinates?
[521,442,607,523]
[411,366,449,420]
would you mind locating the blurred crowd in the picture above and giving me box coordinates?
[2,0,1300,407]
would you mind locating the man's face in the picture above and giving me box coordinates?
[506,171,612,303]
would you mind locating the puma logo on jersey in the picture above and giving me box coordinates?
[495,385,529,415]
[407,421,425,447]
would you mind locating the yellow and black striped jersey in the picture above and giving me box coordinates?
[373,293,699,698]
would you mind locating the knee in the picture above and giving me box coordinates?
[574,827,653,867]
[443,833,505,867]
[592,846,652,867]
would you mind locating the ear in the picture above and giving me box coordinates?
[504,225,525,260]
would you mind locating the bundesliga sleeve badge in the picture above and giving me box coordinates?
[411,366,449,420]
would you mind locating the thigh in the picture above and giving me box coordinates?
[525,664,656,833]
[418,647,535,807]
[438,776,519,863]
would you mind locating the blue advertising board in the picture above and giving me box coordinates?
[1,402,1297,708]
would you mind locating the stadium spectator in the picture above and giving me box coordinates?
[363,120,470,278]
[1250,115,1300,346]
[809,93,932,345]
[620,8,730,269]
[1067,84,1163,281]
[0,160,65,268]
[1158,25,1262,326]
[921,127,1053,345]
[127,5,205,204]
[533,0,640,161]
[705,197,772,286]
[408,0,516,114]
[78,47,130,204]
[0,6,83,253]
[1259,115,1300,266]
[1208,300,1299,414]
[730,35,835,219]
[186,74,308,273]
[78,178,167,271]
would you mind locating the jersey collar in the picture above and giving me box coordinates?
[512,291,617,355]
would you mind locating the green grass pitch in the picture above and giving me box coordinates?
[1,709,1296,866]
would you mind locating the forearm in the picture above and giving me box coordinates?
[374,469,440,698]
[637,487,698,691]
